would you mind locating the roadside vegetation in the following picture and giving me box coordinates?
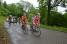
[0,16,10,44]
[41,24,67,32]
[0,1,67,44]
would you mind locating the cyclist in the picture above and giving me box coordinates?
[20,14,28,31]
[13,16,17,24]
[8,15,12,26]
[32,13,40,31]
[8,15,12,21]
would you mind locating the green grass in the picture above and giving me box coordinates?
[40,24,67,33]
[0,16,10,44]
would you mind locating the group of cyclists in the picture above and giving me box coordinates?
[8,13,40,34]
[7,15,17,23]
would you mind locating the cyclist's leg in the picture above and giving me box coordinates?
[21,23,24,29]
[9,20,11,26]
[24,23,27,32]
[30,23,33,31]
[33,23,39,32]
[32,24,37,32]
[21,22,25,30]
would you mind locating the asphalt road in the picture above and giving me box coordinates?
[4,22,67,44]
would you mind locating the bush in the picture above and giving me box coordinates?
[48,11,65,27]
[40,7,47,24]
[63,13,67,27]
[40,24,67,32]
[0,7,9,16]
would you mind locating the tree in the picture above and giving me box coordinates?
[0,1,10,16]
[0,6,9,16]
[8,4,16,15]
[16,3,23,17]
[20,0,33,13]
[28,5,37,14]
[47,0,66,25]
[0,0,3,6]
[3,1,7,8]
[49,11,65,26]
[0,0,24,16]
[63,13,67,27]
[38,0,66,25]
[7,3,24,17]
[38,0,48,24]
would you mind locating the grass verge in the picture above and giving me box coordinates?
[40,24,67,33]
[0,16,10,44]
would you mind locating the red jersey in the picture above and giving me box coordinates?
[33,15,40,25]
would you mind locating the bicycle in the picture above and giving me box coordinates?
[30,24,41,37]
[21,23,28,34]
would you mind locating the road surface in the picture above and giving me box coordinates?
[4,22,67,44]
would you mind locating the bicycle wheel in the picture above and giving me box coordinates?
[22,25,28,34]
[32,27,41,37]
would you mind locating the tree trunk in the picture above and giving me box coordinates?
[47,0,51,25]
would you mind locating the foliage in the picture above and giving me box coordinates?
[38,0,48,24]
[49,11,65,26]
[0,0,67,28]
[0,6,9,16]
[40,24,67,32]
[8,3,22,16]
[40,6,47,24]
[29,5,37,14]
[0,1,24,17]
[63,13,67,27]
[0,16,10,44]
[38,0,66,25]
[3,1,7,8]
